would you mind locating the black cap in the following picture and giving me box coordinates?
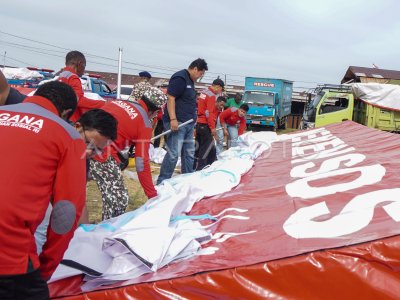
[139,71,152,79]
[212,78,225,90]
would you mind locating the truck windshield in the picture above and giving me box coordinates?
[304,93,323,122]
[101,82,112,94]
[309,93,323,109]
[243,91,275,106]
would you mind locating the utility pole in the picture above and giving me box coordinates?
[116,48,123,99]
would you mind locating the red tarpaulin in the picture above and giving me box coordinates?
[50,121,400,299]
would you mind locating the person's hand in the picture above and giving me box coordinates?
[170,119,179,131]
[211,128,218,141]
[223,128,228,137]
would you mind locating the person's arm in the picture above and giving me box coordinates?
[206,95,218,139]
[134,127,157,198]
[166,77,186,131]
[39,139,86,280]
[238,117,247,135]
[0,70,10,105]
[166,94,178,131]
[69,76,105,110]
[206,95,216,130]
[78,204,89,224]
[219,108,230,136]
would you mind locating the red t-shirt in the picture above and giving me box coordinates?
[219,107,247,135]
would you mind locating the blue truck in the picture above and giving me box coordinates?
[244,77,293,130]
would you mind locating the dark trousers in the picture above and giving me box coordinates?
[194,123,216,171]
[0,269,50,300]
[153,119,166,148]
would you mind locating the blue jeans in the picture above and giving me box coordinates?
[216,118,239,156]
[157,120,195,184]
[227,124,239,148]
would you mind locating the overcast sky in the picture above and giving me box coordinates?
[1,0,399,90]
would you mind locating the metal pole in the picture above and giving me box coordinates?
[116,48,123,99]
[151,119,194,141]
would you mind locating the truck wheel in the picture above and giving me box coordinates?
[277,117,286,130]
[281,117,287,130]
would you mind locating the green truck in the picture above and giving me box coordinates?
[300,83,400,132]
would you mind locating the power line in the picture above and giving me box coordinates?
[0,30,240,77]
[0,30,324,87]
[0,30,70,51]
[2,55,36,67]
[0,40,66,55]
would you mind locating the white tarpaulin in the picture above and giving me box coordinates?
[49,131,279,289]
[1,67,44,80]
[352,82,400,111]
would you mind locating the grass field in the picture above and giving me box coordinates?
[86,165,155,223]
[86,127,298,223]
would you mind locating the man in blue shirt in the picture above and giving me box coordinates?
[157,58,208,184]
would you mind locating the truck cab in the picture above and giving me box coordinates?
[244,90,277,127]
[81,74,117,100]
[301,85,353,129]
[244,77,293,130]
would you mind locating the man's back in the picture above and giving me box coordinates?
[0,96,86,278]
[197,87,217,128]
[94,99,156,199]
[58,67,104,123]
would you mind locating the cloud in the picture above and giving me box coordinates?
[1,0,400,90]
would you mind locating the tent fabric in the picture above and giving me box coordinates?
[49,132,272,288]
[352,82,400,111]
[50,235,400,299]
[1,67,44,80]
[49,121,400,299]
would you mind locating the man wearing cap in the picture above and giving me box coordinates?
[194,78,225,170]
[157,58,208,184]
[90,87,167,220]
[129,71,152,101]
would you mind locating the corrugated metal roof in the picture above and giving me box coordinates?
[85,70,244,92]
[341,66,400,83]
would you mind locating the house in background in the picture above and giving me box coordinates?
[85,70,245,95]
[341,66,400,84]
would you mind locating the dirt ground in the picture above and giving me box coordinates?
[86,164,159,223]
[86,127,297,223]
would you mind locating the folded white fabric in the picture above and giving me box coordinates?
[50,131,278,286]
